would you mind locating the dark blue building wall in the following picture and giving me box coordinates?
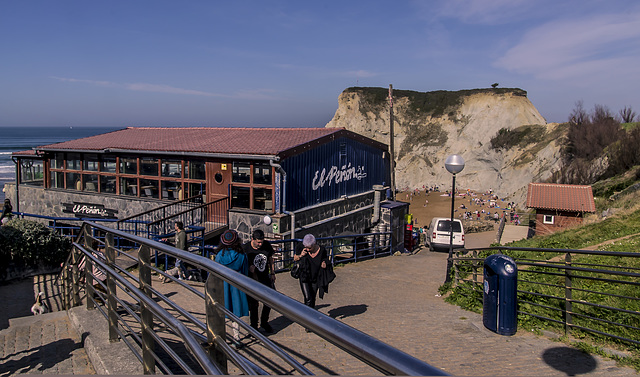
[281,137,389,212]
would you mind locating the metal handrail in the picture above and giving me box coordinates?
[117,194,202,223]
[61,221,446,376]
[451,246,640,347]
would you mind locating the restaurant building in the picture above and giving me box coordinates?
[8,127,405,247]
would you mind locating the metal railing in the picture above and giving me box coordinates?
[451,247,640,347]
[116,195,229,240]
[59,221,446,375]
[268,232,394,273]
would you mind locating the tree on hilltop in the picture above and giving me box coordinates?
[619,106,637,123]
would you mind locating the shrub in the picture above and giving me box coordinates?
[0,218,72,279]
[490,125,546,151]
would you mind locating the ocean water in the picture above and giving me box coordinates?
[0,126,122,202]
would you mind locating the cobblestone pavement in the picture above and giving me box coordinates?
[0,311,95,376]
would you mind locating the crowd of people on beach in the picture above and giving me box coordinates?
[400,185,524,231]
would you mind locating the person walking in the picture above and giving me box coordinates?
[242,229,276,333]
[215,229,249,348]
[162,221,189,281]
[1,198,13,225]
[293,234,334,316]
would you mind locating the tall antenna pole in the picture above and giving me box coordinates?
[388,84,396,201]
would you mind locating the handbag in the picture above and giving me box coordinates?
[290,262,301,279]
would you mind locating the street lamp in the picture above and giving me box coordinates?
[444,154,465,283]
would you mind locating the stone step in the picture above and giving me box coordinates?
[0,309,96,375]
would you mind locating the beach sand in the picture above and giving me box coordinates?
[397,189,511,229]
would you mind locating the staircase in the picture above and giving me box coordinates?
[116,195,229,244]
[0,276,95,376]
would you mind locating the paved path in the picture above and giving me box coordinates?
[263,249,635,376]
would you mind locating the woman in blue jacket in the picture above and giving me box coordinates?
[214,229,249,348]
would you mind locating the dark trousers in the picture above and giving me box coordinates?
[247,295,271,327]
[299,280,319,309]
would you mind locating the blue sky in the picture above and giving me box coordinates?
[1,0,639,127]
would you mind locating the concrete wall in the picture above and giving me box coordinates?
[7,183,167,224]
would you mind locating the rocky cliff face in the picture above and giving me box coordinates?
[326,87,566,206]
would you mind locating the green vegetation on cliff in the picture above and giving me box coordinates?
[345,86,527,118]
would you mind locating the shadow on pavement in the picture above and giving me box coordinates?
[0,338,81,375]
[542,346,597,376]
[0,278,33,331]
[328,304,368,319]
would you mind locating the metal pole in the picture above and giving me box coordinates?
[445,174,456,283]
[205,273,228,373]
[105,233,119,343]
[139,245,156,375]
[388,84,396,201]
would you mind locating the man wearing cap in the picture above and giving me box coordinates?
[242,229,276,333]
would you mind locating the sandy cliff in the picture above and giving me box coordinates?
[326,87,566,206]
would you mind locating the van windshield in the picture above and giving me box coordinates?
[436,220,462,232]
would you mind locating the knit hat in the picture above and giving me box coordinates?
[221,229,239,246]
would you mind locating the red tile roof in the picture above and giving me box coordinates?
[32,127,362,157]
[526,183,596,213]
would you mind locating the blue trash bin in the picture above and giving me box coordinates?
[483,254,518,335]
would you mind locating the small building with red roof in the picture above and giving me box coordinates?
[526,182,596,236]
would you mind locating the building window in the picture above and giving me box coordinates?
[232,162,251,183]
[543,215,554,224]
[162,181,181,200]
[67,153,82,171]
[83,174,99,192]
[20,159,44,186]
[51,171,64,189]
[187,161,206,180]
[120,177,138,196]
[100,176,117,194]
[52,153,64,169]
[253,187,272,211]
[232,186,251,208]
[45,153,207,200]
[83,154,99,171]
[140,158,159,176]
[120,158,137,175]
[67,172,81,190]
[140,178,159,198]
[253,162,272,185]
[101,156,117,173]
[161,159,182,178]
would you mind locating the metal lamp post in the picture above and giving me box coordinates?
[444,154,465,283]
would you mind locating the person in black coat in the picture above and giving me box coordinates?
[1,199,13,225]
[293,234,335,310]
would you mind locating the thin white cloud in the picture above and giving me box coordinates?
[421,0,535,25]
[50,77,117,88]
[124,83,222,97]
[51,76,222,97]
[50,76,281,100]
[274,63,379,79]
[494,12,640,80]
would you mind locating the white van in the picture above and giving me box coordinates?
[426,217,465,251]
